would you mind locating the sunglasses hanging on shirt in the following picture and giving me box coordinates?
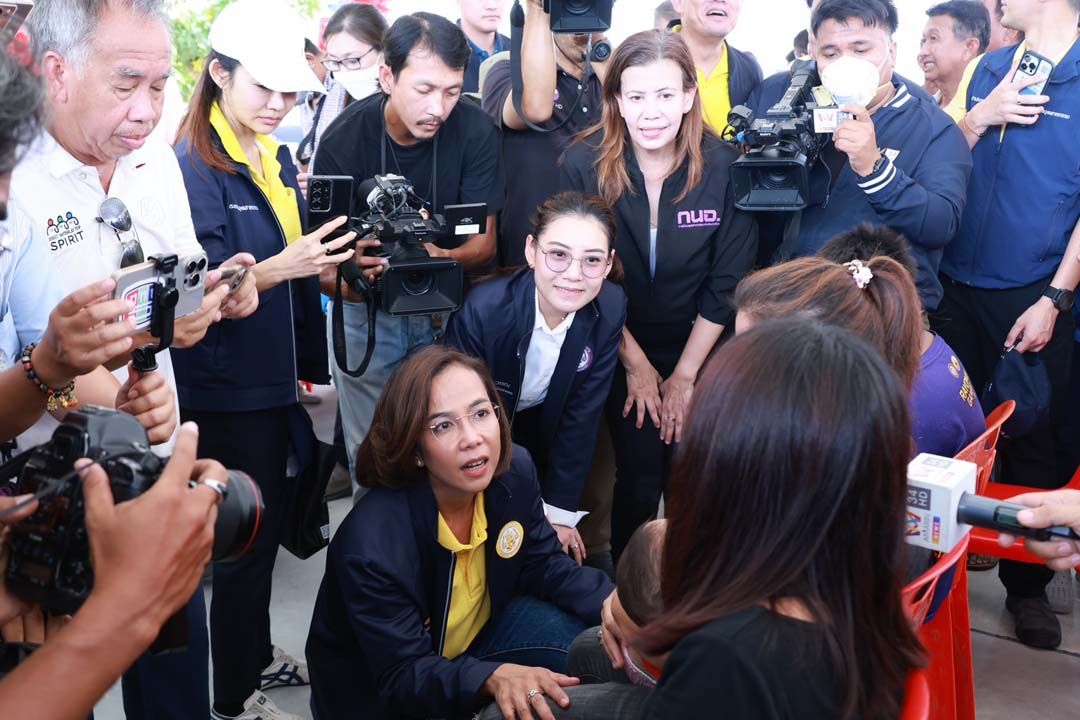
[96,197,145,268]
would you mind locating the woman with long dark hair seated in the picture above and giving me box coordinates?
[629,319,923,719]
[445,191,626,565]
[518,319,924,720]
[306,346,614,720]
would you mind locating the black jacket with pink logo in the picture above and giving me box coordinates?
[561,136,758,368]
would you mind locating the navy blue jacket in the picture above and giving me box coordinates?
[172,133,329,412]
[747,72,972,310]
[726,43,765,109]
[444,268,626,511]
[305,445,613,720]
[942,42,1080,289]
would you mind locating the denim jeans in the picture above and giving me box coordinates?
[327,302,441,479]
[468,596,586,671]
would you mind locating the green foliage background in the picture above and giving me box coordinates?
[168,0,322,100]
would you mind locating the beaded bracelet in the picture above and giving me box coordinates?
[20,342,77,412]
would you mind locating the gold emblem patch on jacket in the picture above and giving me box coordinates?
[496,521,524,559]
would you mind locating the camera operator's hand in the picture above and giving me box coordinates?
[297,172,311,198]
[834,106,881,178]
[78,422,223,634]
[318,236,387,301]
[1000,489,1080,570]
[0,424,225,719]
[209,252,259,320]
[255,217,357,293]
[966,56,1049,135]
[33,278,140,389]
[0,494,38,627]
[114,364,177,445]
[0,605,67,646]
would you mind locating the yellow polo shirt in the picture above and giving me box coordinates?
[436,494,492,659]
[673,27,731,134]
[209,102,303,245]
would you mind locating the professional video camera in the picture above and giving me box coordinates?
[308,173,487,376]
[543,0,613,33]
[309,173,486,316]
[1,408,263,618]
[726,61,838,212]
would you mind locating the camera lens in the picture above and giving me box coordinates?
[211,470,264,563]
[186,261,197,274]
[402,270,434,297]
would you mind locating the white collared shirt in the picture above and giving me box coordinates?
[11,131,203,454]
[517,290,575,412]
[0,200,63,372]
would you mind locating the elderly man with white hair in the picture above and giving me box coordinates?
[12,1,259,718]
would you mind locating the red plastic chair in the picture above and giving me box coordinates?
[955,400,1014,494]
[902,534,973,720]
[900,669,931,720]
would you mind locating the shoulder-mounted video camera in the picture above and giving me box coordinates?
[1,408,262,649]
[726,61,844,212]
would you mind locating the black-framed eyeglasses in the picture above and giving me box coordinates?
[321,47,377,72]
[427,402,500,444]
[537,245,611,279]
[96,197,144,268]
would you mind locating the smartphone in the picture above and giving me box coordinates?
[1014,50,1054,97]
[218,265,249,294]
[306,175,355,244]
[0,3,33,45]
[112,251,208,330]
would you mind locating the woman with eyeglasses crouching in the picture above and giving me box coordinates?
[445,192,626,568]
[306,345,615,720]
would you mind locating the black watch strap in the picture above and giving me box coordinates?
[1043,286,1076,312]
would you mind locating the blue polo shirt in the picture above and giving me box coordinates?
[941,41,1080,289]
[459,20,509,94]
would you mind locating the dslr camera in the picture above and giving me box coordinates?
[308,174,487,316]
[726,61,837,212]
[3,407,263,616]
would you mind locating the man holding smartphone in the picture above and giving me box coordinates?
[9,1,258,718]
[938,0,1080,650]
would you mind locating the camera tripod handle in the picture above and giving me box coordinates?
[131,254,180,373]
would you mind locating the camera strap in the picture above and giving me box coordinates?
[380,97,439,214]
[331,269,378,378]
[509,0,594,134]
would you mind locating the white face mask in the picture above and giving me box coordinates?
[820,50,891,107]
[334,66,380,101]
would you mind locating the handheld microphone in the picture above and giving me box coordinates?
[906,454,1080,552]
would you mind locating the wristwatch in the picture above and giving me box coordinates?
[1042,286,1076,312]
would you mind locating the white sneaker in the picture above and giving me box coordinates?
[1047,569,1075,614]
[259,645,310,690]
[210,690,303,720]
